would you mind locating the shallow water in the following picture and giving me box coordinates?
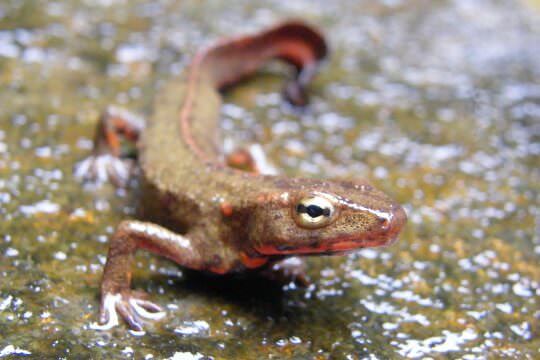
[0,0,539,358]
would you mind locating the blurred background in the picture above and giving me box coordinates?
[0,0,538,358]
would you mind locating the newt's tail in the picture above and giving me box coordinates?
[196,21,328,106]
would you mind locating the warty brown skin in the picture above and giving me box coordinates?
[75,21,407,332]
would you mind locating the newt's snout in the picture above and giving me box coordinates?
[378,204,407,245]
[329,202,407,251]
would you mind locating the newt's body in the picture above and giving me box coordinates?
[75,21,407,331]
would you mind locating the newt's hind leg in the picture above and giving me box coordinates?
[94,220,208,331]
[74,106,145,186]
[226,144,278,175]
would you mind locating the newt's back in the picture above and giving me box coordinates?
[139,78,222,195]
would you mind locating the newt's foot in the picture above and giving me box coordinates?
[284,81,309,107]
[261,257,310,287]
[91,291,165,331]
[74,154,134,187]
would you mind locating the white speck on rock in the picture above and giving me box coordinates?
[0,295,13,312]
[5,248,19,257]
[35,146,52,158]
[116,43,155,63]
[510,322,532,340]
[53,251,67,261]
[396,328,477,358]
[20,200,60,216]
[512,281,533,297]
[121,347,134,355]
[174,320,210,337]
[167,352,205,360]
[495,303,513,314]
[0,345,32,357]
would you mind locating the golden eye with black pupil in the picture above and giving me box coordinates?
[293,195,336,229]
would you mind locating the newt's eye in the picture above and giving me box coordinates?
[293,195,336,229]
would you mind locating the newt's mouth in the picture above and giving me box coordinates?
[255,235,399,256]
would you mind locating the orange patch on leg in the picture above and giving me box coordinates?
[208,266,229,275]
[220,202,233,217]
[226,148,258,173]
[240,252,268,269]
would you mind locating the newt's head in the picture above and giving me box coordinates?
[249,179,407,256]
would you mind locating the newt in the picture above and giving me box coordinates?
[75,21,407,331]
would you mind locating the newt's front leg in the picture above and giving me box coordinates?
[260,257,310,287]
[95,220,207,331]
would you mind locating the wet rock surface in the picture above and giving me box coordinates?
[0,0,538,358]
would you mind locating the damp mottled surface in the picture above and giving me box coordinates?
[1,0,539,358]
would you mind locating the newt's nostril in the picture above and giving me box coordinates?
[378,217,390,230]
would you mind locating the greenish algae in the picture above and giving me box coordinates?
[1,0,538,358]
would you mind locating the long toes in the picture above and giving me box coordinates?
[131,290,149,299]
[107,159,132,186]
[73,158,92,180]
[130,298,165,320]
[98,307,109,325]
[112,159,131,184]
[74,155,134,186]
[91,314,118,331]
[117,301,143,332]
[95,155,111,183]
[137,299,163,313]
[105,159,128,187]
[91,293,121,330]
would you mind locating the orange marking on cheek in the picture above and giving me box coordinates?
[240,252,268,269]
[220,202,233,217]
